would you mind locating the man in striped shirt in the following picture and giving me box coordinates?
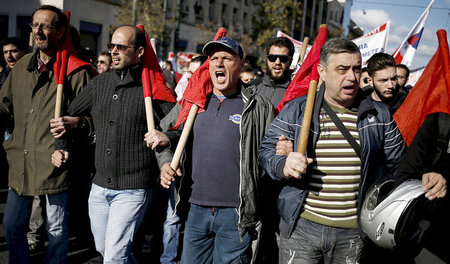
[258,38,405,264]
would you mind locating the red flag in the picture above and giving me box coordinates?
[172,28,227,129]
[136,25,176,103]
[53,11,95,84]
[394,29,450,146]
[276,25,328,113]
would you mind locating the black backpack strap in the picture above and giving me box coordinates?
[322,102,361,159]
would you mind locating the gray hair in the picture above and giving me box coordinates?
[319,38,360,66]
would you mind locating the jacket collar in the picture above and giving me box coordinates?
[263,74,291,89]
[113,63,143,83]
[27,50,55,72]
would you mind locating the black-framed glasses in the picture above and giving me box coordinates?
[267,54,291,63]
[96,60,106,64]
[29,23,56,32]
[107,43,133,54]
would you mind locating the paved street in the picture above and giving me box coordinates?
[0,186,445,264]
[0,186,169,264]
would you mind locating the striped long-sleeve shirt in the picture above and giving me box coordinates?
[300,104,360,229]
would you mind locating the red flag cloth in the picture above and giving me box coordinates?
[393,29,450,146]
[136,25,176,103]
[275,25,328,113]
[172,28,227,129]
[53,11,95,84]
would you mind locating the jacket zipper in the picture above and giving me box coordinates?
[238,93,255,241]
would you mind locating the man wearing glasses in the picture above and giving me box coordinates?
[253,37,295,107]
[0,5,94,264]
[52,25,175,263]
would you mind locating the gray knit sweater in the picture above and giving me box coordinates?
[57,64,175,189]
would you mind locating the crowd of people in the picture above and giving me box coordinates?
[0,4,448,264]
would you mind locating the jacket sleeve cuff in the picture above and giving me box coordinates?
[55,138,69,151]
[276,158,287,179]
[155,148,174,169]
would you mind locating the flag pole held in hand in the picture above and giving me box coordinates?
[297,25,328,154]
[54,11,72,118]
[137,25,176,131]
[170,27,227,170]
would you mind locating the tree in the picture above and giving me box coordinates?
[112,0,172,47]
[252,0,302,48]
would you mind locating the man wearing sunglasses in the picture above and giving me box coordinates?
[0,5,95,264]
[52,25,175,263]
[251,36,295,263]
[253,37,294,107]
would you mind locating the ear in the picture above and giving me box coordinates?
[56,26,66,41]
[368,76,373,86]
[137,46,145,60]
[317,63,326,82]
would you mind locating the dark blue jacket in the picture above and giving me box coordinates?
[258,85,406,238]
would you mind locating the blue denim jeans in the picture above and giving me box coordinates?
[181,204,252,264]
[88,184,152,264]
[3,189,69,264]
[279,218,363,264]
[160,183,182,264]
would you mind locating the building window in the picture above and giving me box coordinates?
[181,0,189,19]
[80,21,102,56]
[194,0,203,23]
[0,15,8,41]
[209,0,215,22]
[16,16,32,48]
[243,12,248,33]
[222,3,228,26]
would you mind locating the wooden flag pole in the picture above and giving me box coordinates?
[298,37,309,65]
[144,37,158,131]
[150,38,157,55]
[297,80,318,154]
[54,84,64,118]
[170,104,198,170]
[145,97,155,130]
[297,24,327,155]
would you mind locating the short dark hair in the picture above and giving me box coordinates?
[32,5,67,29]
[267,37,295,57]
[163,60,173,70]
[396,64,410,78]
[366,53,396,78]
[320,38,360,66]
[190,55,207,65]
[242,65,254,73]
[2,37,27,51]
[361,67,368,74]
[98,51,111,62]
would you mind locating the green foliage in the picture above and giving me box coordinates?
[253,0,302,48]
[112,0,172,41]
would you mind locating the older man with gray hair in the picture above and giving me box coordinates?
[258,38,405,263]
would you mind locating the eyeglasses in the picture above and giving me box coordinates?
[267,54,291,63]
[29,23,56,32]
[107,43,133,54]
[97,60,106,64]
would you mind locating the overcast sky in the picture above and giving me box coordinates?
[350,0,450,70]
